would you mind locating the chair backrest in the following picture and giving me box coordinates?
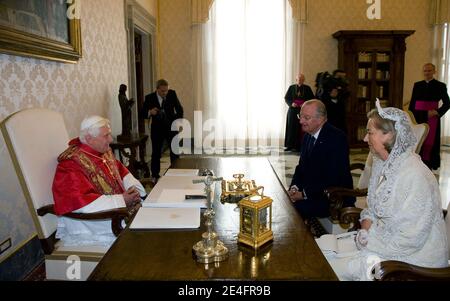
[356,152,373,190]
[411,122,429,154]
[406,110,430,154]
[1,109,69,240]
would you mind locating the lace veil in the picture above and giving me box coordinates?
[367,99,417,217]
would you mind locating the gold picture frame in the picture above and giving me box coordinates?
[0,0,82,63]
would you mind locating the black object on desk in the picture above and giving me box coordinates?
[110,133,150,179]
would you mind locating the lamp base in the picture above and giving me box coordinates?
[192,231,229,263]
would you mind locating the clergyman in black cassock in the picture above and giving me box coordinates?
[409,63,450,170]
[284,73,314,151]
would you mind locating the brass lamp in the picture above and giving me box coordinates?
[238,187,273,249]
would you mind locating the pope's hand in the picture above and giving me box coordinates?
[124,186,140,207]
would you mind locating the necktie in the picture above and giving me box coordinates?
[160,97,166,120]
[307,136,316,155]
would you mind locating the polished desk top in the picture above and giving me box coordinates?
[88,157,337,281]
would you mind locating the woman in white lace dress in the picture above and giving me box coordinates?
[345,100,449,280]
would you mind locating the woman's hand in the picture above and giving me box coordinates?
[355,229,369,250]
[361,219,372,231]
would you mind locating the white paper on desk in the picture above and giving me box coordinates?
[165,169,199,176]
[315,231,359,258]
[130,207,201,229]
[144,189,207,208]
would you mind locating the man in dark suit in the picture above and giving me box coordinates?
[409,63,450,170]
[288,99,354,220]
[142,79,184,182]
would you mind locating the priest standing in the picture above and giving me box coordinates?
[284,73,314,152]
[409,63,450,170]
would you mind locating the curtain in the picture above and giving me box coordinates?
[288,0,308,23]
[431,23,450,145]
[430,2,450,144]
[430,0,450,25]
[193,0,295,154]
[191,0,214,24]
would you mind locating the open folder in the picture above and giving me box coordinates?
[130,207,201,229]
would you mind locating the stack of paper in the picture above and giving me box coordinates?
[164,169,199,176]
[142,175,210,209]
[130,207,201,229]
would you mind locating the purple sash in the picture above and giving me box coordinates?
[415,100,439,161]
[294,99,305,107]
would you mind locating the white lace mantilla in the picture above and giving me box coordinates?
[346,103,449,280]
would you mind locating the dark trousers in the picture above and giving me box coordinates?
[150,130,179,178]
[293,198,330,220]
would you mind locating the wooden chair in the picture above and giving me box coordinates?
[325,111,430,231]
[1,108,131,280]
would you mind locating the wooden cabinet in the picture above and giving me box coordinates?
[333,30,414,147]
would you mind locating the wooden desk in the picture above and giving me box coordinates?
[88,157,337,280]
[110,133,150,178]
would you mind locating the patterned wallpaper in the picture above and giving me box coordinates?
[0,0,129,262]
[303,0,432,105]
[158,0,195,123]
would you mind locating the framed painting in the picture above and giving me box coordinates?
[0,0,82,63]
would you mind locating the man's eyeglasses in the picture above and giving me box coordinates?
[297,114,315,121]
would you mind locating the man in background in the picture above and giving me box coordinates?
[284,73,314,152]
[142,79,184,183]
[409,63,450,170]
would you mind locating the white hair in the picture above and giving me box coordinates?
[79,116,110,144]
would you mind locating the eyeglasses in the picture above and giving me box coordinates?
[297,114,316,121]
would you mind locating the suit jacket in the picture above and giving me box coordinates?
[142,89,184,132]
[291,122,354,205]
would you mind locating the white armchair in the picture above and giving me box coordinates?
[1,108,130,280]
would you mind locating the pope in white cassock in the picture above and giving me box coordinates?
[52,116,146,247]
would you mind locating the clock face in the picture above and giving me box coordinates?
[242,207,254,236]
